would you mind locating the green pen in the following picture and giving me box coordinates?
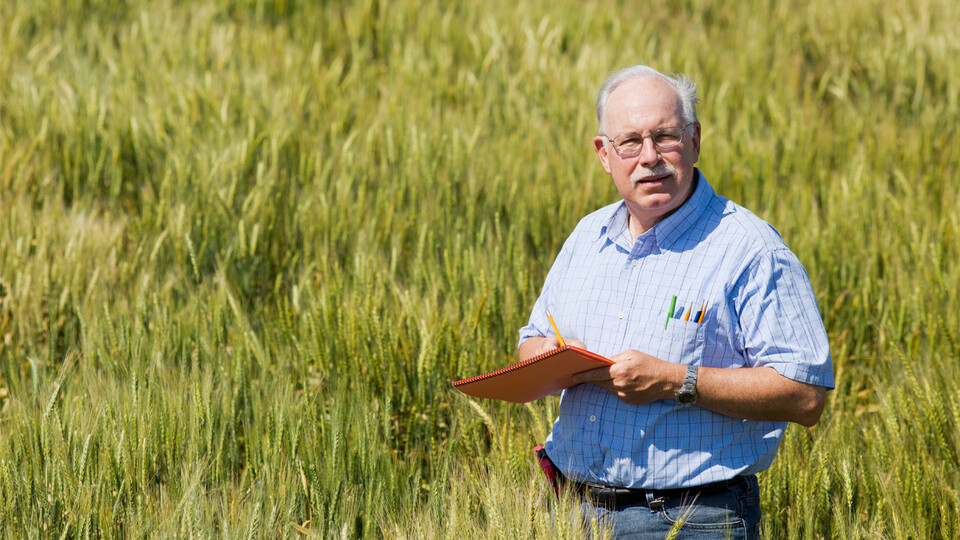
[665,295,677,329]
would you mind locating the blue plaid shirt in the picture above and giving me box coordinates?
[519,170,834,489]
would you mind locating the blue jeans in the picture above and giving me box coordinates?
[578,475,761,539]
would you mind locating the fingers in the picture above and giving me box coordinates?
[572,366,613,384]
[530,336,560,356]
[571,349,672,404]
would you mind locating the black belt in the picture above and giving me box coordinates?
[568,475,748,509]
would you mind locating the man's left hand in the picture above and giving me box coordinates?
[572,349,685,405]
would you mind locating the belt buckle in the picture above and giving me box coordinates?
[584,482,607,493]
[647,494,666,512]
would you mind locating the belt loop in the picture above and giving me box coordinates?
[645,490,665,513]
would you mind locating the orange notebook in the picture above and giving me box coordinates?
[452,346,614,403]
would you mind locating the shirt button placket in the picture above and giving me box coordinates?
[589,410,601,478]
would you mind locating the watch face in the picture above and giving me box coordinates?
[677,386,698,404]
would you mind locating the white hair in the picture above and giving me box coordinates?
[596,65,699,135]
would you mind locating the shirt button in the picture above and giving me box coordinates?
[592,468,600,474]
[617,312,624,319]
[632,260,638,267]
[589,415,597,422]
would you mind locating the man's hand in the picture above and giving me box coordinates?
[572,349,685,405]
[518,336,586,362]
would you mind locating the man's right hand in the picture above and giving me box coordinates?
[518,336,587,362]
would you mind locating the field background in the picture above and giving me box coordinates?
[1,0,958,537]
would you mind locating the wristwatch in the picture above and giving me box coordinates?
[675,365,699,406]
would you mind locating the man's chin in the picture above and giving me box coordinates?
[626,198,680,219]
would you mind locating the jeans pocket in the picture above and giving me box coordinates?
[657,478,762,539]
[657,490,745,531]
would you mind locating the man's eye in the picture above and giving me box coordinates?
[654,133,681,145]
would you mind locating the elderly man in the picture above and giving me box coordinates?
[519,65,834,538]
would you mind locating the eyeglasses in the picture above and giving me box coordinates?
[603,123,694,157]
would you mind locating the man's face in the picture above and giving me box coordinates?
[593,77,701,233]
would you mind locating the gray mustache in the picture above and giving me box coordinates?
[631,163,676,184]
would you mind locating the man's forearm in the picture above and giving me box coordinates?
[573,349,827,426]
[696,366,826,427]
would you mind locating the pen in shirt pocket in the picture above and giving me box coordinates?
[670,300,707,324]
[693,302,705,323]
[664,295,677,329]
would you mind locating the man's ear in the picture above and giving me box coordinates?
[593,136,612,174]
[690,122,702,163]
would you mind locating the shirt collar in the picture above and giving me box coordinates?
[597,204,628,245]
[654,168,714,249]
[596,168,714,250]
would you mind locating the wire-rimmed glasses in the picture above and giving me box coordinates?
[603,123,695,157]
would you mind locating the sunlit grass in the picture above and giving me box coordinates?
[1,0,958,537]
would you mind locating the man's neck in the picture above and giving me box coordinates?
[626,213,648,242]
[625,171,700,241]
[625,208,664,242]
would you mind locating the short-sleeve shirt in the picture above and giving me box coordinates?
[519,170,834,489]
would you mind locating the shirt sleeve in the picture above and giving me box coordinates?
[733,248,835,389]
[518,234,577,348]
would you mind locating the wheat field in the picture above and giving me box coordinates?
[1,0,958,537]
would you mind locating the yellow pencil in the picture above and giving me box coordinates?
[546,310,566,348]
[697,303,707,324]
[683,304,693,322]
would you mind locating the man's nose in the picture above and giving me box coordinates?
[636,137,660,167]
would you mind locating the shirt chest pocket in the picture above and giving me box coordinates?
[652,319,705,366]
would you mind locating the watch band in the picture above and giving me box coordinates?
[675,365,699,406]
[684,365,698,387]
